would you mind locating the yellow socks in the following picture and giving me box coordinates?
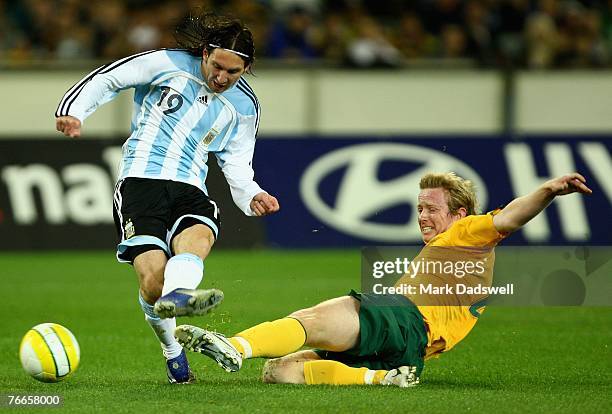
[226,318,389,386]
[303,360,388,385]
[229,317,306,358]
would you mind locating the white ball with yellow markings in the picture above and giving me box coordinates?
[19,323,80,382]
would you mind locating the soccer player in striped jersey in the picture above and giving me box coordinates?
[55,11,279,384]
[175,172,591,387]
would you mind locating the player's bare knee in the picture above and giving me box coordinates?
[289,298,359,351]
[262,359,279,383]
[262,359,292,384]
[288,308,317,339]
[137,266,164,302]
[289,307,333,346]
[133,250,166,302]
[139,290,159,305]
[262,358,303,384]
[139,275,163,303]
[288,308,311,321]
[173,224,214,259]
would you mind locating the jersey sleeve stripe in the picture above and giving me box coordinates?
[235,83,257,110]
[237,79,260,108]
[239,79,261,134]
[55,63,109,117]
[236,80,261,136]
[236,83,260,136]
[55,49,162,118]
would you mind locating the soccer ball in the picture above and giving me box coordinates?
[19,323,80,382]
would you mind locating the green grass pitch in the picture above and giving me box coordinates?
[1,250,610,413]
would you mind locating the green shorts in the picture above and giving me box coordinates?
[315,290,428,376]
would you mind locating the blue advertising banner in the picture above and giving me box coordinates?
[1,136,610,249]
[253,136,612,247]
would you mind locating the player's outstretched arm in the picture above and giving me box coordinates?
[493,173,592,234]
[250,192,280,217]
[56,115,82,138]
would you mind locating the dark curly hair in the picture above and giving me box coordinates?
[174,10,255,71]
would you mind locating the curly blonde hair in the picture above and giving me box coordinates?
[419,172,480,215]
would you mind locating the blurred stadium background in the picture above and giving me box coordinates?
[1,1,611,412]
[1,0,611,249]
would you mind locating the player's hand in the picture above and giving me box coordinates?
[250,192,280,216]
[56,116,82,138]
[544,173,592,196]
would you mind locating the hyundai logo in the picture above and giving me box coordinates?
[300,143,487,242]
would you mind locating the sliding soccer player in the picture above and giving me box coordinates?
[176,172,590,387]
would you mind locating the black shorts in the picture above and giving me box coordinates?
[112,177,221,263]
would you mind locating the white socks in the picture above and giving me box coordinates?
[140,253,205,360]
[162,253,204,295]
[139,294,182,359]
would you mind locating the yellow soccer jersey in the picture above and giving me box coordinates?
[395,213,506,359]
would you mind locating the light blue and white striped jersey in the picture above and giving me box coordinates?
[56,49,263,216]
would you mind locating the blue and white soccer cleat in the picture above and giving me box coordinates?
[174,325,242,372]
[154,288,224,319]
[381,366,420,388]
[165,349,195,384]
